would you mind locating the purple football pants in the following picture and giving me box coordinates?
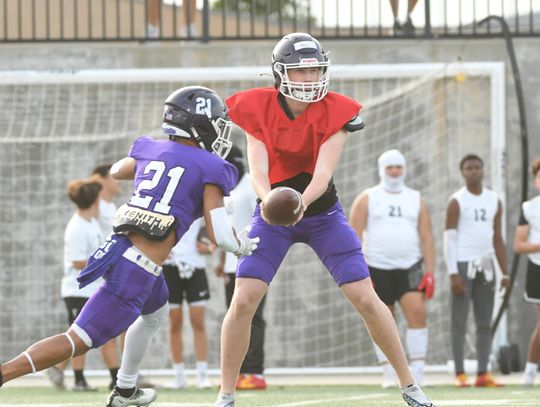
[237,202,370,286]
[74,247,168,348]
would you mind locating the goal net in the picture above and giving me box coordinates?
[0,63,505,374]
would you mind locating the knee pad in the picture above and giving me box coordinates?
[141,302,169,327]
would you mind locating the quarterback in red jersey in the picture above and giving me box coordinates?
[214,33,435,407]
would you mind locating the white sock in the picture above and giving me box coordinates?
[406,328,428,384]
[523,362,538,384]
[196,361,207,379]
[116,304,168,389]
[174,363,186,381]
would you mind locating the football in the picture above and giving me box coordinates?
[262,187,303,226]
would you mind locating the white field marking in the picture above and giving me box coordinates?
[437,401,538,406]
[273,393,385,407]
[0,404,214,407]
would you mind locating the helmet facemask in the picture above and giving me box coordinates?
[208,115,233,159]
[274,60,329,103]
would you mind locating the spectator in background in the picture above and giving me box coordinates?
[91,163,122,239]
[46,178,105,391]
[163,218,215,390]
[350,149,435,387]
[147,0,197,38]
[91,164,123,390]
[214,146,265,390]
[389,0,419,35]
[513,158,540,386]
[444,154,509,387]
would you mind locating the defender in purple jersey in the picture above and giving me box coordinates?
[0,86,259,407]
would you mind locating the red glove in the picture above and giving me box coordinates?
[418,272,435,300]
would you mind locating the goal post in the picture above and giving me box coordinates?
[0,62,506,375]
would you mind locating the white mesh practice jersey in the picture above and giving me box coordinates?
[62,213,104,298]
[522,196,540,265]
[452,186,499,261]
[363,185,422,270]
[98,199,117,238]
[224,174,258,273]
[164,217,206,268]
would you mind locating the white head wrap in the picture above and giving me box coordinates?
[378,149,406,192]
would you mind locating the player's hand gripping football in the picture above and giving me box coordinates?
[418,272,435,300]
[234,226,260,257]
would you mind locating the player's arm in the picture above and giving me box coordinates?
[302,129,348,208]
[514,224,540,253]
[72,260,87,270]
[246,133,271,200]
[349,192,368,239]
[493,200,510,293]
[418,198,436,276]
[418,197,436,299]
[202,184,258,257]
[110,157,136,180]
[444,198,465,295]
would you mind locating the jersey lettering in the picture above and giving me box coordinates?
[474,208,487,222]
[129,160,186,214]
[388,205,402,217]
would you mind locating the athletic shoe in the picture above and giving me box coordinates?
[454,373,470,388]
[196,376,212,389]
[522,370,536,386]
[235,374,267,390]
[475,373,504,387]
[137,375,156,389]
[164,377,186,390]
[72,380,97,392]
[214,392,235,407]
[106,387,157,407]
[401,384,435,407]
[45,366,66,390]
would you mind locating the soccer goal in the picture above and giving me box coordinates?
[0,62,505,376]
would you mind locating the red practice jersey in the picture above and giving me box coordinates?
[226,87,362,185]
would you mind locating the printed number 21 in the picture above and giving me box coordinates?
[196,97,212,115]
[129,161,185,214]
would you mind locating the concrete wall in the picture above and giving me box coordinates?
[1,37,539,366]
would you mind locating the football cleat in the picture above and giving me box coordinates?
[45,366,66,390]
[196,376,212,389]
[475,373,504,387]
[236,374,267,390]
[214,392,235,407]
[72,380,97,392]
[401,384,435,407]
[454,373,470,388]
[165,376,186,390]
[106,387,157,407]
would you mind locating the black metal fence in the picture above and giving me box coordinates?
[1,0,539,43]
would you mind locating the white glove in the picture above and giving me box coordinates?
[233,226,260,257]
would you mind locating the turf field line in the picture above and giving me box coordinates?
[0,404,214,407]
[436,400,537,406]
[272,393,385,406]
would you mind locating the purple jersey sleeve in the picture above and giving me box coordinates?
[204,159,238,197]
[128,136,152,159]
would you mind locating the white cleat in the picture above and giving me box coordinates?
[401,384,435,407]
[197,377,212,389]
[106,387,157,407]
[164,378,186,389]
[214,392,235,407]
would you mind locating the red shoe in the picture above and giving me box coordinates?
[475,373,504,387]
[235,374,267,390]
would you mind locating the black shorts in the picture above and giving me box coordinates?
[369,261,424,305]
[163,264,210,305]
[524,260,540,303]
[63,297,89,325]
